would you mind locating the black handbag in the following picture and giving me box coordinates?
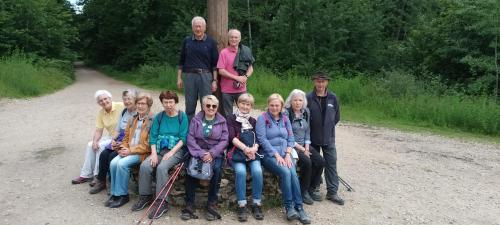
[229,130,256,163]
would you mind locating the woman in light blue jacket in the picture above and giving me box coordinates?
[256,93,311,224]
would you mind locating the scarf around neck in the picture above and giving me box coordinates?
[234,108,253,130]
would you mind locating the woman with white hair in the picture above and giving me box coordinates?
[284,89,325,205]
[71,90,124,185]
[183,95,228,221]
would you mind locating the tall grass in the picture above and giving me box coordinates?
[101,64,500,137]
[0,54,74,98]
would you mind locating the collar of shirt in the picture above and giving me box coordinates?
[104,102,119,115]
[191,34,207,41]
[228,46,238,53]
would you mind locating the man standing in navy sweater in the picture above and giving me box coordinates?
[177,16,219,122]
[306,71,345,205]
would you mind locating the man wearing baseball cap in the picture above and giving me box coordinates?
[306,71,344,205]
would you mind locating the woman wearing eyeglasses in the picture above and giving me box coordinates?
[183,95,228,221]
[226,93,264,222]
[256,93,311,224]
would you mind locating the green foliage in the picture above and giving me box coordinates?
[104,63,500,137]
[0,0,78,60]
[0,53,74,98]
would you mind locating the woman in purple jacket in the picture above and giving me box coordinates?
[256,93,311,224]
[183,95,229,221]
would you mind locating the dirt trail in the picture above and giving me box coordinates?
[0,68,499,225]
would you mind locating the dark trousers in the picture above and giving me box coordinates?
[311,144,339,194]
[221,92,243,117]
[297,145,325,193]
[184,157,223,206]
[97,149,118,181]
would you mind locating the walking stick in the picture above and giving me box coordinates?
[135,162,184,225]
[339,176,355,192]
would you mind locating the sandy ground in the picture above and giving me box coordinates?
[0,67,499,225]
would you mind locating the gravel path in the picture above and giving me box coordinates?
[0,68,499,225]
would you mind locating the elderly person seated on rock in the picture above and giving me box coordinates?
[71,90,124,185]
[226,93,264,222]
[284,89,325,205]
[131,91,189,219]
[182,95,228,221]
[89,89,138,194]
[106,92,154,208]
[256,93,311,224]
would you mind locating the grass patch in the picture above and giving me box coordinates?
[0,54,74,98]
[99,63,500,141]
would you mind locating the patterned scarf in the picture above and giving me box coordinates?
[234,108,253,130]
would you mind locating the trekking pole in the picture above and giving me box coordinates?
[135,163,184,225]
[339,176,355,192]
[148,162,184,225]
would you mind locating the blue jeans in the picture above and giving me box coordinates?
[185,157,223,206]
[110,154,140,196]
[233,160,263,206]
[261,156,303,210]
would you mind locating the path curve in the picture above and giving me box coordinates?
[0,68,499,225]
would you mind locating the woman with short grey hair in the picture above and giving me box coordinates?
[284,89,325,205]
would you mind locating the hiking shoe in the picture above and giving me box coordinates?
[180,205,197,220]
[251,204,264,220]
[302,191,314,205]
[104,195,118,207]
[296,207,311,224]
[89,180,106,194]
[237,206,248,222]
[89,176,98,187]
[148,200,169,219]
[326,193,345,205]
[71,176,92,184]
[286,207,299,221]
[131,195,153,212]
[309,188,322,201]
[205,203,221,221]
[109,195,129,208]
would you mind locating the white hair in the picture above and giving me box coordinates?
[228,29,241,37]
[191,16,206,27]
[94,90,112,102]
[202,94,219,105]
[284,89,307,109]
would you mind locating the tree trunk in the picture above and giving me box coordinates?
[207,0,228,115]
[207,0,228,51]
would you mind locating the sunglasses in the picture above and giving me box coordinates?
[205,104,218,109]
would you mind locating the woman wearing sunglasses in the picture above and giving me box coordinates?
[226,93,264,222]
[184,95,228,221]
[256,93,311,224]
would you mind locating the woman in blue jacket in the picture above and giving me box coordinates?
[256,93,311,224]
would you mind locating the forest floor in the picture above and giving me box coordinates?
[0,67,499,225]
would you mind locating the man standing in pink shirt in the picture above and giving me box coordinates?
[217,29,255,116]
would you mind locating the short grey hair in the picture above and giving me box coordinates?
[122,89,138,99]
[237,93,254,106]
[191,16,206,27]
[284,89,308,109]
[228,29,241,37]
[202,94,219,105]
[94,90,112,102]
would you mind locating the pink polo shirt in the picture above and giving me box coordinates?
[217,46,247,94]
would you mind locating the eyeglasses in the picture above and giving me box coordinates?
[205,104,218,109]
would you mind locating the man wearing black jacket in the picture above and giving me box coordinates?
[306,71,344,205]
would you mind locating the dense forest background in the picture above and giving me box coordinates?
[0,0,499,136]
[74,0,500,98]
